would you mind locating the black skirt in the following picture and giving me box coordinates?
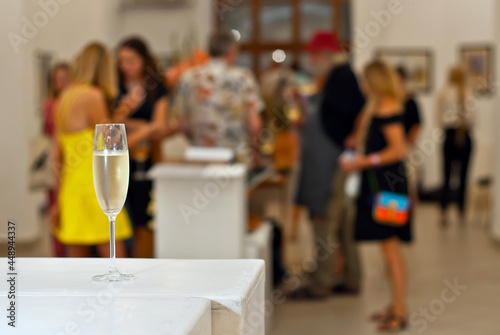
[125,158,153,228]
[354,164,412,242]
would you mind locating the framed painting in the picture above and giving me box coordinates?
[375,49,433,93]
[461,45,493,95]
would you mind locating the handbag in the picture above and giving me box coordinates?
[28,134,55,191]
[367,170,410,227]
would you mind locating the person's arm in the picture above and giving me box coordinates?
[464,91,476,128]
[244,74,264,139]
[242,73,263,149]
[49,132,62,231]
[151,96,169,139]
[42,99,53,135]
[49,99,63,230]
[125,97,168,150]
[344,106,367,149]
[243,72,264,167]
[173,77,191,138]
[376,123,407,164]
[436,90,445,129]
[127,124,156,150]
[113,100,133,123]
[50,133,62,195]
[407,124,420,146]
[122,118,149,132]
[247,106,262,140]
[341,117,406,172]
[406,98,422,145]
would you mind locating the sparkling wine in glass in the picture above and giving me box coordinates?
[92,124,134,282]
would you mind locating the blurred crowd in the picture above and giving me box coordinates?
[41,29,475,332]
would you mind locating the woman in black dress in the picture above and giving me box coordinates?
[114,37,170,258]
[340,60,410,332]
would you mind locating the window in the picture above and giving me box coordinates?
[216,0,350,73]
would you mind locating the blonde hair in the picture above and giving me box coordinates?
[364,60,403,101]
[448,65,467,104]
[448,65,468,140]
[449,65,466,86]
[71,42,117,100]
[356,60,403,154]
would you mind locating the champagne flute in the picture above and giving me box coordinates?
[92,124,134,282]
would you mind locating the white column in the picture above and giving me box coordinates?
[0,1,41,241]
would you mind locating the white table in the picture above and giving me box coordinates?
[0,258,265,335]
[1,297,211,335]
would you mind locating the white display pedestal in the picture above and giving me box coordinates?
[149,164,247,259]
[0,258,265,335]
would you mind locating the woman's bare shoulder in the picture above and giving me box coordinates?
[375,106,402,118]
[60,85,104,103]
[79,86,105,102]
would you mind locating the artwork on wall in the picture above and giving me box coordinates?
[460,45,493,95]
[375,49,433,93]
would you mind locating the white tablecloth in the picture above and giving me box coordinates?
[0,258,265,334]
[2,296,211,335]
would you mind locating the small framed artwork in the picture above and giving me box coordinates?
[461,45,493,95]
[375,49,433,93]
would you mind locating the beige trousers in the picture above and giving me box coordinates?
[309,170,361,294]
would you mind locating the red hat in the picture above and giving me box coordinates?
[306,31,342,53]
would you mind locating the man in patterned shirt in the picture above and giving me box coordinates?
[176,31,263,163]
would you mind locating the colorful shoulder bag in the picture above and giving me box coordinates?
[367,170,410,227]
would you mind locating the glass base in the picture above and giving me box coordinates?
[92,269,134,282]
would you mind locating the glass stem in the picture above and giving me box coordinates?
[108,215,117,273]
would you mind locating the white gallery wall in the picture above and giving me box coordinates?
[352,0,496,190]
[112,0,213,56]
[0,0,37,241]
[0,0,213,241]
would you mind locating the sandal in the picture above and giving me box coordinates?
[370,306,393,322]
[377,314,407,332]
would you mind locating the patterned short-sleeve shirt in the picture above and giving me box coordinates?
[176,59,264,158]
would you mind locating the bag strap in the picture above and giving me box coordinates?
[367,169,380,194]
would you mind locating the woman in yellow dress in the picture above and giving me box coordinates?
[52,43,132,257]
